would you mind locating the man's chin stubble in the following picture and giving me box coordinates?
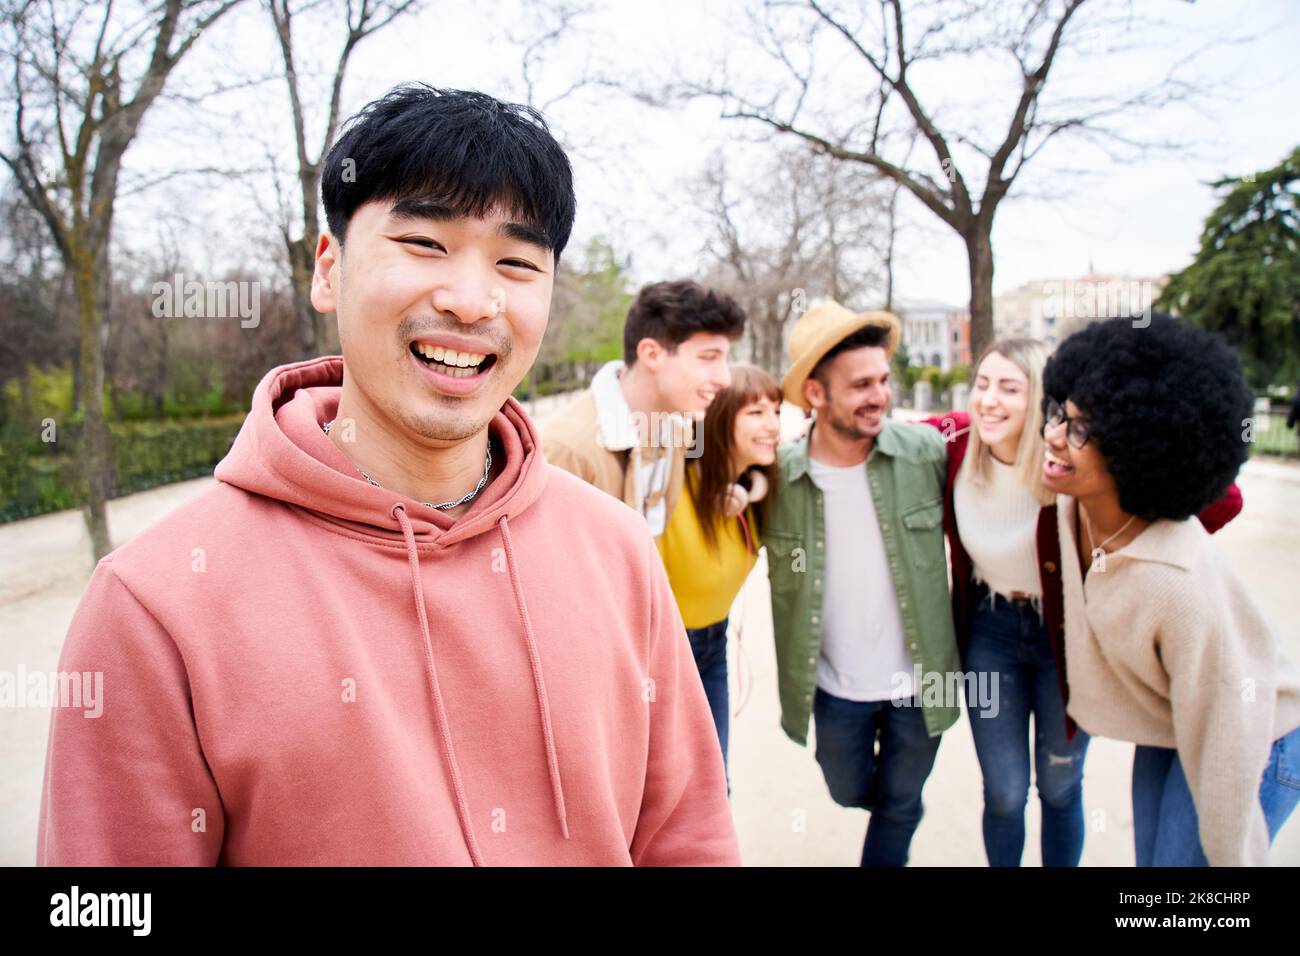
[388,400,493,445]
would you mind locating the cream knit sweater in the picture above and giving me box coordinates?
[1056,496,1300,866]
[954,458,1041,597]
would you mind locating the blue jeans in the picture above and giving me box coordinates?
[1131,723,1300,866]
[964,589,1090,866]
[812,687,942,866]
[686,618,729,777]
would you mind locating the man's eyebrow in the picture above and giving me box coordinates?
[387,198,458,223]
[386,198,551,252]
[499,219,551,251]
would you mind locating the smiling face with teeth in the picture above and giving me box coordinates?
[312,198,554,445]
[804,345,892,444]
[1041,398,1116,501]
[732,396,781,471]
[970,351,1030,463]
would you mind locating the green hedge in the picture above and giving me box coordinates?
[0,414,246,523]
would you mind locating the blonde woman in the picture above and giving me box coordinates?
[924,339,1241,866]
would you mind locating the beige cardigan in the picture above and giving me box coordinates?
[1056,495,1300,866]
[540,389,686,538]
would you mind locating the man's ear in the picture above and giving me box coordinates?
[803,375,826,410]
[311,232,341,313]
[634,337,664,370]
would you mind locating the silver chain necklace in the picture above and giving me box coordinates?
[321,420,492,511]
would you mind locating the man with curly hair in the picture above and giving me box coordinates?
[1041,313,1300,866]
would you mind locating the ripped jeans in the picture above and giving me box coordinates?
[964,583,1091,866]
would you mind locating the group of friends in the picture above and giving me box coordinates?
[543,279,1300,868]
[36,85,1299,867]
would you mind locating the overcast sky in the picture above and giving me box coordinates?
[106,0,1300,310]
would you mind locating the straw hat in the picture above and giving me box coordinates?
[781,302,901,409]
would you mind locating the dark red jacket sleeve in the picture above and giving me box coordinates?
[1196,482,1243,534]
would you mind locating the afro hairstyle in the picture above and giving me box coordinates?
[1042,313,1252,521]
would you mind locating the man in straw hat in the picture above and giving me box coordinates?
[763,301,961,866]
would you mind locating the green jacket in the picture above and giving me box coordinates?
[765,416,961,745]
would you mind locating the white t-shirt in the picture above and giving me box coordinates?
[808,455,914,702]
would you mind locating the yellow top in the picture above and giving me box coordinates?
[656,472,759,629]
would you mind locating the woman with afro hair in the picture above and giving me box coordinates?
[1042,313,1300,866]
[923,338,1240,867]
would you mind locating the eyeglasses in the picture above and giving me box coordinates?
[1042,397,1093,449]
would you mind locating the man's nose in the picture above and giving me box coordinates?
[430,261,500,323]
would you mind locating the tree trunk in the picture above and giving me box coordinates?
[966,230,995,360]
[883,184,899,313]
[883,248,894,313]
[71,239,115,560]
[70,345,81,414]
[760,308,784,378]
[288,234,319,357]
[154,317,168,419]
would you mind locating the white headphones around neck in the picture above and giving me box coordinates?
[722,469,769,518]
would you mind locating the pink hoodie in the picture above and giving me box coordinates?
[37,357,739,866]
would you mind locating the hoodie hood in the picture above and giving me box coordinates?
[215,356,548,545]
[216,356,563,863]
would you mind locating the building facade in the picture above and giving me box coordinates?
[994,274,1169,348]
[897,299,971,371]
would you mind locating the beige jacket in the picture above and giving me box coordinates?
[540,363,687,537]
[1056,495,1300,866]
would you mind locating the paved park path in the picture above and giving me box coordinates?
[3,399,1297,866]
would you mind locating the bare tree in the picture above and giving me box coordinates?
[693,143,889,374]
[683,0,1209,357]
[266,0,424,357]
[509,0,595,115]
[1,0,245,559]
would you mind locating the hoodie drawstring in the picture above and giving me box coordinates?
[391,504,571,864]
[391,503,485,866]
[497,514,570,840]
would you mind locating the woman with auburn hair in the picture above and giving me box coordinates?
[657,364,782,777]
[923,338,1242,866]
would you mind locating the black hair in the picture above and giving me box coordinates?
[1042,313,1253,521]
[810,324,892,385]
[321,85,575,258]
[623,280,746,366]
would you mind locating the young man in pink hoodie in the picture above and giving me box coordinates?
[37,85,739,866]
